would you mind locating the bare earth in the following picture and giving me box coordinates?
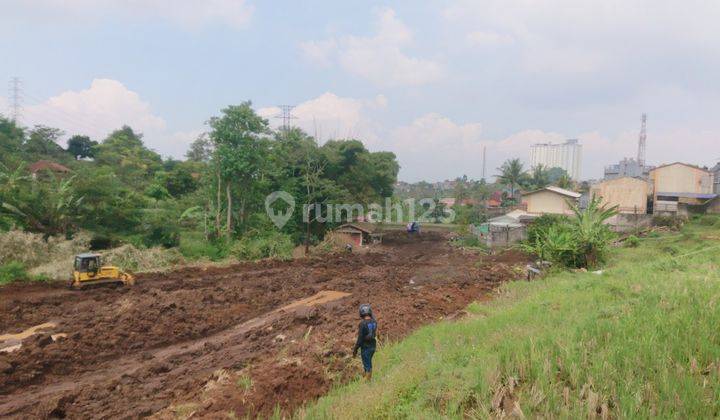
[0,231,528,418]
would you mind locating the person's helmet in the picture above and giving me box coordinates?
[359,303,372,318]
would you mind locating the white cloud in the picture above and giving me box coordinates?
[4,0,254,29]
[19,78,203,158]
[388,114,487,181]
[300,8,443,86]
[445,0,720,75]
[467,30,514,47]
[258,92,386,145]
[298,39,337,67]
[23,79,165,139]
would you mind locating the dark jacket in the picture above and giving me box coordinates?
[353,318,378,354]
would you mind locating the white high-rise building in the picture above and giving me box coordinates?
[530,139,582,180]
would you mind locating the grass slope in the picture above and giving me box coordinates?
[300,218,720,419]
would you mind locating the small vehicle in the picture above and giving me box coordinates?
[69,253,134,289]
[406,221,420,234]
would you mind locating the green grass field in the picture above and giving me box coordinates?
[300,217,720,419]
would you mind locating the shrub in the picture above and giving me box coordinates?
[661,245,680,256]
[232,231,294,261]
[521,197,617,269]
[0,229,90,268]
[527,214,568,243]
[102,244,184,272]
[0,261,29,284]
[624,235,640,248]
[179,233,231,261]
[696,214,720,226]
[89,233,121,250]
[138,210,180,248]
[653,215,684,229]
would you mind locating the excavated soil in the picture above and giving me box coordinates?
[0,231,529,418]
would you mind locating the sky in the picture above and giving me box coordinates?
[1,0,719,182]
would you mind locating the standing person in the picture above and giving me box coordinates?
[352,304,377,380]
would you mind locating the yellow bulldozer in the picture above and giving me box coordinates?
[69,253,135,289]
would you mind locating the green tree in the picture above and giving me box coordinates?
[72,165,144,233]
[496,158,525,199]
[185,133,213,162]
[23,125,66,160]
[556,173,574,190]
[67,135,98,160]
[546,167,569,183]
[0,116,25,166]
[1,173,84,237]
[529,164,550,189]
[94,126,162,184]
[209,102,271,238]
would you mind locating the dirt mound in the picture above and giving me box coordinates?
[0,233,529,418]
[381,230,448,245]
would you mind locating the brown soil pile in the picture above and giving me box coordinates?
[0,231,529,418]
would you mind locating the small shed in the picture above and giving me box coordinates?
[475,210,533,247]
[331,223,383,247]
[522,186,581,215]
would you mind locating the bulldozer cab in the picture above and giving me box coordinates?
[74,253,101,276]
[70,253,134,289]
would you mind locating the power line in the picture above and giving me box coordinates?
[22,95,105,136]
[8,77,22,122]
[21,89,109,136]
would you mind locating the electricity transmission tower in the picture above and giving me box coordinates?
[275,105,297,131]
[8,77,22,122]
[637,113,647,168]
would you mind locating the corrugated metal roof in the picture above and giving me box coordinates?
[522,186,581,199]
[656,192,718,199]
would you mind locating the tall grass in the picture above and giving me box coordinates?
[300,220,720,419]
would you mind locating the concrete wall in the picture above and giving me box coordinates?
[483,225,527,247]
[590,177,649,214]
[523,190,576,215]
[605,214,653,232]
[327,231,363,246]
[707,198,720,214]
[650,164,713,198]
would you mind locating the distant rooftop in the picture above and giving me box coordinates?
[531,139,580,147]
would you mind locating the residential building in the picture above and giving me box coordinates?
[711,162,720,194]
[590,177,650,214]
[521,186,581,215]
[530,139,582,180]
[604,158,654,180]
[28,160,72,180]
[439,197,456,207]
[649,163,716,216]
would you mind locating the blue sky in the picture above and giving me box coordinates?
[2,0,719,181]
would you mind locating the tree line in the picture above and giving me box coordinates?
[0,102,399,259]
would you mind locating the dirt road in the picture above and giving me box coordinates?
[0,232,527,418]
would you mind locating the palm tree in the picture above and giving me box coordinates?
[556,173,573,190]
[530,164,550,189]
[496,158,524,199]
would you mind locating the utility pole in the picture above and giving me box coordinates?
[8,77,22,123]
[637,113,647,168]
[275,105,297,132]
[482,145,487,181]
